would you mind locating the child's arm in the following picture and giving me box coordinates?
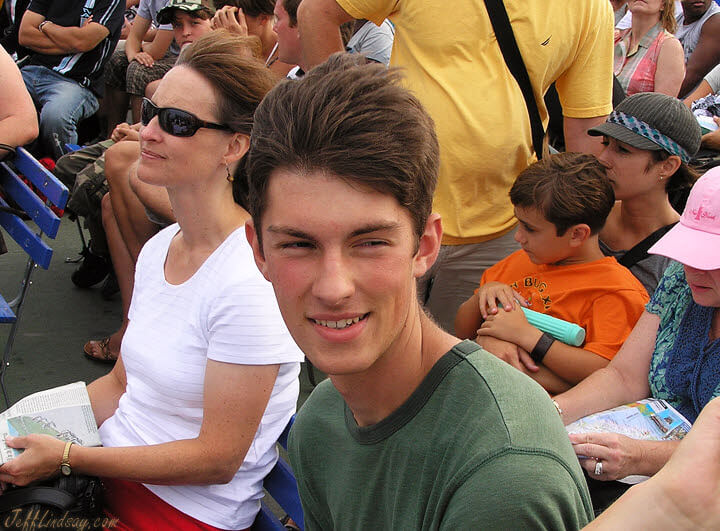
[454,282,527,339]
[478,335,572,393]
[477,305,609,384]
[455,292,483,339]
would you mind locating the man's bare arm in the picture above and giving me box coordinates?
[679,15,720,98]
[41,18,110,54]
[125,16,152,61]
[298,0,353,69]
[564,115,608,156]
[0,45,38,150]
[18,11,68,54]
[140,29,174,60]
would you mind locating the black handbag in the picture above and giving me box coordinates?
[0,474,103,529]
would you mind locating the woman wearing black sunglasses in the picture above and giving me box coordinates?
[0,32,303,530]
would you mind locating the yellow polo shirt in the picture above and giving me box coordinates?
[337,0,614,244]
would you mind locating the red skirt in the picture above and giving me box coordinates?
[102,478,250,531]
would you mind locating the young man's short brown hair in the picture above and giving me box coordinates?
[281,0,301,26]
[215,0,276,18]
[509,152,614,236]
[247,53,439,249]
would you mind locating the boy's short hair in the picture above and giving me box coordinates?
[247,53,439,248]
[509,152,614,236]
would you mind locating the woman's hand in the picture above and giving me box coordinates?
[476,281,528,319]
[569,432,643,481]
[701,117,720,151]
[111,122,139,143]
[211,6,248,36]
[585,397,720,529]
[0,435,65,487]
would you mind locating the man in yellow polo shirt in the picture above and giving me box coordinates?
[298,0,614,331]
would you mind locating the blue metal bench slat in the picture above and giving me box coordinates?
[254,504,286,531]
[263,457,304,529]
[0,196,53,269]
[9,147,68,209]
[0,147,69,407]
[252,415,303,530]
[0,295,15,324]
[0,164,61,238]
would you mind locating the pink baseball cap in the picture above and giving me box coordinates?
[649,167,720,270]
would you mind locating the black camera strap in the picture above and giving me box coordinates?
[0,486,76,513]
[483,0,545,160]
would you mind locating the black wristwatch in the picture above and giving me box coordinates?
[530,332,555,364]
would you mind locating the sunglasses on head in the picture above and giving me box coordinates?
[141,98,232,137]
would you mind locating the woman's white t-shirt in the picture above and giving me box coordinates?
[98,224,303,530]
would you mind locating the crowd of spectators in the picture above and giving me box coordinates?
[1,0,720,528]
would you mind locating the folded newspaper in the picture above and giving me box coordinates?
[566,398,692,484]
[0,382,101,464]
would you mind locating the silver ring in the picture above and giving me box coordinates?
[594,460,603,475]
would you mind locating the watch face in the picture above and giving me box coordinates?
[60,464,72,476]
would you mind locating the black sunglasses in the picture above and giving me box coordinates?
[141,98,232,137]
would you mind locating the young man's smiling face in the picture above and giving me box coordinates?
[247,169,440,377]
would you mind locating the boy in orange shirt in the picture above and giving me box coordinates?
[455,153,649,394]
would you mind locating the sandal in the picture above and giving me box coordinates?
[83,337,118,363]
[280,515,300,531]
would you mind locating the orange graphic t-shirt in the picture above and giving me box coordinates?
[480,251,649,360]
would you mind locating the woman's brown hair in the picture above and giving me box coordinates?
[176,30,278,207]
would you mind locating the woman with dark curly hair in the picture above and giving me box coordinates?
[591,91,702,295]
[212,0,293,75]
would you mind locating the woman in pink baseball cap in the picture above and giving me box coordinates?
[552,167,720,510]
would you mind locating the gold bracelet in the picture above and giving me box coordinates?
[60,441,73,476]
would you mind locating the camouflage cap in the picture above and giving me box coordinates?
[157,0,215,25]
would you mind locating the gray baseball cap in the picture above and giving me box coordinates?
[587,92,701,162]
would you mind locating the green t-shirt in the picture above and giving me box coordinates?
[288,341,593,530]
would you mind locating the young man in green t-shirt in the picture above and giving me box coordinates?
[245,53,594,529]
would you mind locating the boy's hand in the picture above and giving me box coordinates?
[477,281,529,319]
[476,336,539,373]
[477,304,542,353]
[133,51,154,67]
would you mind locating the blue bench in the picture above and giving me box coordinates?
[0,147,68,406]
[253,415,305,531]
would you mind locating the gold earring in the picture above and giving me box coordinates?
[226,165,234,182]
